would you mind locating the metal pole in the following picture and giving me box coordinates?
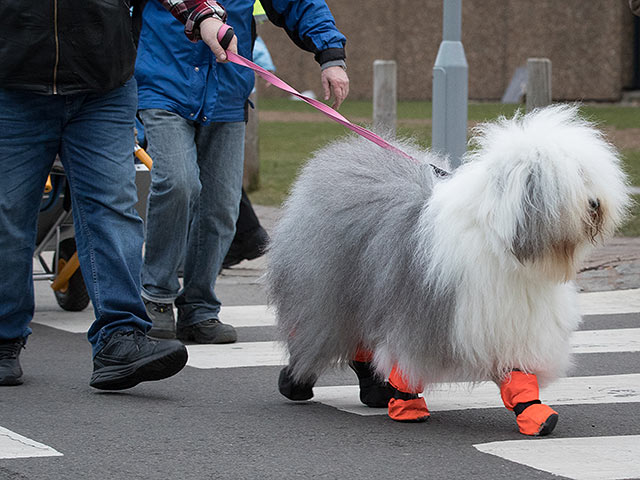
[432,0,468,169]
[373,60,397,136]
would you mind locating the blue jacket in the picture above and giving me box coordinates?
[135,0,346,124]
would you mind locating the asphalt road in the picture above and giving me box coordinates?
[1,255,640,480]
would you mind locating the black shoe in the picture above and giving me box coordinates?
[143,298,176,339]
[222,226,269,269]
[278,366,316,401]
[350,361,395,408]
[0,338,26,386]
[176,319,237,344]
[90,330,187,390]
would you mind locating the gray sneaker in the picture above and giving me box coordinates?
[176,319,237,344]
[143,299,176,339]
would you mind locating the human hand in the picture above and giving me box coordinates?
[321,66,350,109]
[199,17,238,62]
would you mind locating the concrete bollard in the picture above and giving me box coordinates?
[526,58,552,112]
[373,60,397,136]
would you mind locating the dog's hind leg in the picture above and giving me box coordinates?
[349,349,395,408]
[499,371,559,436]
[387,366,430,422]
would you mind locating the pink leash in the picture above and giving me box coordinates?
[217,25,448,176]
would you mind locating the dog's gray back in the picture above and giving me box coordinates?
[266,135,456,383]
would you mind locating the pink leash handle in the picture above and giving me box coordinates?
[216,24,450,177]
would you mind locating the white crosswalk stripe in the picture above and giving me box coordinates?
[473,436,640,480]
[311,373,640,416]
[0,427,63,459]
[30,288,640,333]
[186,327,640,369]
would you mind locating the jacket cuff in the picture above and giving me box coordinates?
[321,59,346,70]
[314,47,346,66]
[184,1,227,42]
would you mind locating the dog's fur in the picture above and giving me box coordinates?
[266,105,631,391]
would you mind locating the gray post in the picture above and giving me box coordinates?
[244,83,260,191]
[526,58,552,112]
[432,0,468,169]
[373,60,397,136]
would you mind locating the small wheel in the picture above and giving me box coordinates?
[53,238,90,311]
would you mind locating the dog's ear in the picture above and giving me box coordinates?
[509,164,577,279]
[511,165,548,263]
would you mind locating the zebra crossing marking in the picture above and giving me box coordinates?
[577,288,640,315]
[31,304,276,333]
[473,435,640,480]
[30,288,640,334]
[186,327,640,370]
[311,373,640,416]
[0,426,63,459]
[187,341,287,369]
[571,327,640,353]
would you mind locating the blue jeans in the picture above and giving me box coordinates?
[138,109,245,326]
[0,80,151,356]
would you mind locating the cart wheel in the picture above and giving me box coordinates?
[54,238,90,312]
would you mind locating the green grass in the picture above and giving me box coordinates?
[251,98,640,236]
[250,121,344,205]
[619,196,640,236]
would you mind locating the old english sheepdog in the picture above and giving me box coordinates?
[266,105,631,435]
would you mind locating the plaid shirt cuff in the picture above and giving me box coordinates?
[162,0,227,42]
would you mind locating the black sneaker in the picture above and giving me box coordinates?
[222,226,269,269]
[143,299,176,339]
[90,330,187,390]
[176,319,237,344]
[0,338,26,386]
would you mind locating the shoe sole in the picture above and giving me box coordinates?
[222,249,264,269]
[391,415,431,423]
[89,345,188,391]
[0,376,23,386]
[537,413,559,436]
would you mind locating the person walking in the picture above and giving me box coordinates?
[0,0,235,388]
[136,0,349,342]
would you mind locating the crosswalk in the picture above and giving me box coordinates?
[22,287,640,478]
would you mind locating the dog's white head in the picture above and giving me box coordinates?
[458,105,631,281]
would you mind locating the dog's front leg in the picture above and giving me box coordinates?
[499,370,558,436]
[387,366,430,422]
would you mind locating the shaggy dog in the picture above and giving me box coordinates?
[266,105,631,435]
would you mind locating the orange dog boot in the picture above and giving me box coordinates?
[500,371,558,436]
[387,366,430,422]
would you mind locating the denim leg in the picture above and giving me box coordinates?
[0,89,62,341]
[59,79,150,355]
[138,109,201,303]
[176,122,245,326]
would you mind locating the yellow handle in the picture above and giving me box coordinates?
[44,175,53,193]
[51,251,80,292]
[134,145,153,170]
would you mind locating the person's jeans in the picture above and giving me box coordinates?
[138,109,245,326]
[0,80,151,356]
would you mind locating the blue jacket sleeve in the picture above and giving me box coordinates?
[260,0,346,65]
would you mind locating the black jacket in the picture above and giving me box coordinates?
[0,0,137,95]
